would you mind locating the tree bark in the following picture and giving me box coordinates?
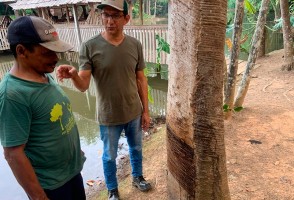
[167,0,230,199]
[139,0,143,25]
[280,0,294,70]
[224,0,245,119]
[274,1,281,21]
[129,3,133,24]
[258,26,266,58]
[234,0,270,107]
[154,0,157,18]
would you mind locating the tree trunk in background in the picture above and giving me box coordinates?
[234,0,270,107]
[280,0,294,70]
[224,0,245,119]
[139,0,143,25]
[258,26,266,58]
[167,0,230,199]
[274,1,281,21]
[129,3,133,24]
[154,0,157,18]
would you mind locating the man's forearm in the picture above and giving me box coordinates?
[71,72,91,92]
[4,147,48,200]
[71,73,90,92]
[137,76,149,114]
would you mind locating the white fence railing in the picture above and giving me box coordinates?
[0,29,9,51]
[0,61,167,118]
[1,25,168,64]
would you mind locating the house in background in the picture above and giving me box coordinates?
[8,0,102,25]
[0,0,16,28]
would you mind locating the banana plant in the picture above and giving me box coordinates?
[155,34,170,72]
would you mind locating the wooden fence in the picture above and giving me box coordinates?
[0,29,9,51]
[0,25,168,64]
[0,61,167,118]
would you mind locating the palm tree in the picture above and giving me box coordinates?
[167,0,230,199]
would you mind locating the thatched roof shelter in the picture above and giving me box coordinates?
[8,0,102,48]
[9,0,101,10]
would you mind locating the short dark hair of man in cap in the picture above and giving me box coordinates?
[8,16,73,57]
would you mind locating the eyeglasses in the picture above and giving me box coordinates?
[101,12,124,20]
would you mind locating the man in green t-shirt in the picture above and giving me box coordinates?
[0,16,86,200]
[57,0,151,199]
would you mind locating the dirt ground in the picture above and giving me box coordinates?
[86,49,294,200]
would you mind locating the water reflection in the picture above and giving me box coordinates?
[0,52,168,200]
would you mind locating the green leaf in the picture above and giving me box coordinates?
[148,86,154,104]
[244,0,256,14]
[240,45,249,55]
[233,106,243,112]
[223,104,229,110]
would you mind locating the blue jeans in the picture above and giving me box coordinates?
[100,116,143,190]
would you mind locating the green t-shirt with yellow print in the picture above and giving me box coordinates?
[0,73,86,190]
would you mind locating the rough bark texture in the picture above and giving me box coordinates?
[274,2,281,21]
[224,0,245,118]
[139,0,143,25]
[258,26,266,58]
[234,0,270,107]
[280,0,294,71]
[167,0,230,199]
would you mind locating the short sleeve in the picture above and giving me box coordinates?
[79,42,92,71]
[136,41,146,71]
[0,99,31,147]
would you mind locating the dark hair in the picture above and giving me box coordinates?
[10,43,38,58]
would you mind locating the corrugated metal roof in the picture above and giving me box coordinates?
[0,0,16,3]
[9,0,101,10]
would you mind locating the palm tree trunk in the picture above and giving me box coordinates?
[280,0,294,70]
[154,0,157,18]
[139,0,143,25]
[167,0,230,199]
[224,0,245,119]
[234,0,270,107]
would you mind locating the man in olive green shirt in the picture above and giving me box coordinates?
[57,0,151,199]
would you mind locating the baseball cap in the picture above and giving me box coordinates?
[97,0,128,15]
[7,16,73,53]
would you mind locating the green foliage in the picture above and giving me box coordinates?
[144,67,154,104]
[131,0,168,18]
[290,1,294,14]
[156,35,170,54]
[240,44,249,55]
[273,16,294,31]
[148,85,154,104]
[226,0,257,28]
[245,0,257,14]
[142,34,170,104]
[25,9,34,15]
[156,34,170,70]
[223,104,244,113]
[132,2,140,18]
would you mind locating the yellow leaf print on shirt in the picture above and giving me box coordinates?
[50,103,64,131]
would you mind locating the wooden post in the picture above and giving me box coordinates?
[72,4,82,48]
[14,10,20,17]
[89,2,95,24]
[66,5,70,24]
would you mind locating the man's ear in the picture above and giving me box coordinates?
[15,44,27,58]
[124,14,130,25]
